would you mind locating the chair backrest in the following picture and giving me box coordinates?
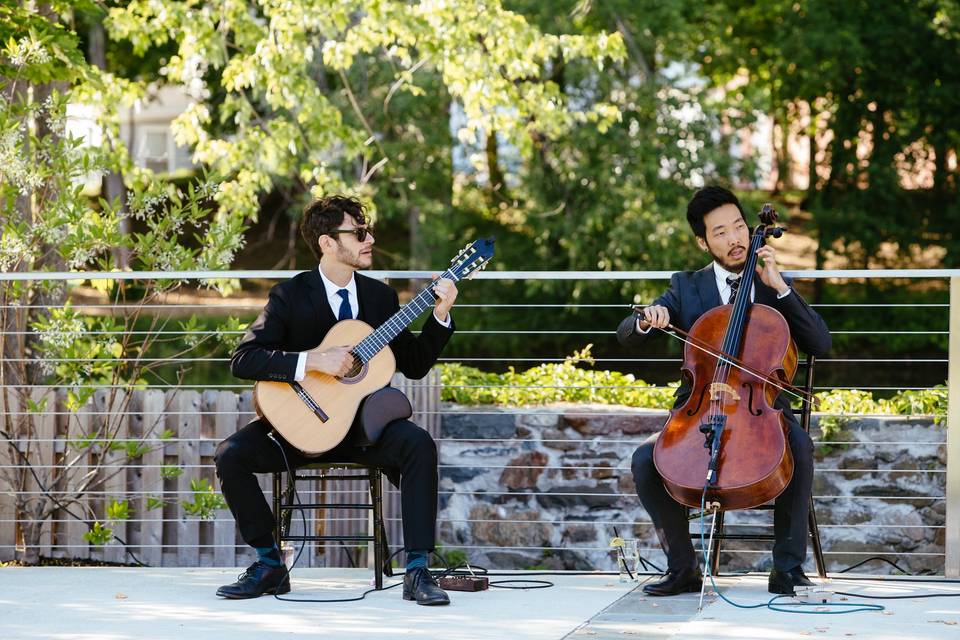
[799,355,817,434]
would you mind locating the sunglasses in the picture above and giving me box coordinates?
[327,227,372,242]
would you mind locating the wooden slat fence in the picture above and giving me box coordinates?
[0,371,439,567]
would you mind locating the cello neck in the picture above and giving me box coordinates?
[719,223,766,360]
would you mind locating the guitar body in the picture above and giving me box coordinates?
[254,319,396,455]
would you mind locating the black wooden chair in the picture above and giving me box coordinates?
[694,355,826,578]
[273,462,390,589]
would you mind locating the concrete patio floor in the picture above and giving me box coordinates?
[0,568,958,639]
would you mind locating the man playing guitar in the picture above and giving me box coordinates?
[215,196,456,605]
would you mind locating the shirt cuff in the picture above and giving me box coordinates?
[294,352,307,381]
[434,311,452,328]
[776,288,793,300]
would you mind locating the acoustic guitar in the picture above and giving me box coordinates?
[254,238,495,455]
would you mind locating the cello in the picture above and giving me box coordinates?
[652,204,799,511]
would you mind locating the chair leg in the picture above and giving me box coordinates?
[808,496,827,578]
[370,469,384,590]
[272,472,282,546]
[273,469,298,563]
[379,519,392,577]
[710,511,724,576]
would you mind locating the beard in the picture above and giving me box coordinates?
[336,244,372,269]
[709,244,747,273]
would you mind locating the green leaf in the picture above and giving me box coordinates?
[145,496,167,511]
[83,521,113,546]
[160,465,184,479]
[106,499,130,522]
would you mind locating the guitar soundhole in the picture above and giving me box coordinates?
[340,356,367,385]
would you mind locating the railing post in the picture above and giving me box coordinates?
[946,276,960,577]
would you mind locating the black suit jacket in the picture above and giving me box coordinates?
[231,269,454,383]
[616,264,831,422]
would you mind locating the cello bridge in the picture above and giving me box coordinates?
[708,382,740,403]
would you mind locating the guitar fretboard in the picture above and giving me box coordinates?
[352,268,458,363]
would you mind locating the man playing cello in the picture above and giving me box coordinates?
[617,186,831,596]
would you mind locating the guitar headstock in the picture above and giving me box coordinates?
[449,237,495,280]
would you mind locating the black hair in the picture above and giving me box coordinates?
[685,186,747,238]
[300,196,367,261]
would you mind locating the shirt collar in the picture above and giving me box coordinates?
[317,265,358,301]
[712,261,741,286]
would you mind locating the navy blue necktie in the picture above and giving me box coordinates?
[336,289,352,320]
[726,275,741,304]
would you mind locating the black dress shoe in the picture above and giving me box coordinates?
[768,567,814,595]
[642,567,703,596]
[216,561,291,599]
[403,567,450,606]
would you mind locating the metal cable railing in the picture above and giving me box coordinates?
[0,269,956,575]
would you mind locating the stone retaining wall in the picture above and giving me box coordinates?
[436,404,946,575]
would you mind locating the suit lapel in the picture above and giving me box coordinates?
[355,273,372,322]
[306,268,337,329]
[694,264,722,312]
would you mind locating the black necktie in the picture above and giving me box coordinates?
[336,289,352,320]
[726,276,741,304]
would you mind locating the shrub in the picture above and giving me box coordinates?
[438,345,677,407]
[439,349,948,429]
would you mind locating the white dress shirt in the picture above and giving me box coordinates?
[295,265,451,380]
[317,264,360,320]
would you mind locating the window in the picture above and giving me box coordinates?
[135,125,194,173]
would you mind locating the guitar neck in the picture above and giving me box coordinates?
[353,269,458,363]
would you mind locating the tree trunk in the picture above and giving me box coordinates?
[407,204,424,298]
[9,4,68,564]
[932,135,952,201]
[16,517,43,565]
[28,76,68,384]
[806,129,818,204]
[772,104,791,194]
[485,130,505,193]
[88,17,130,268]
[812,230,827,304]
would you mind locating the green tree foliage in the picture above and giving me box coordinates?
[0,2,243,564]
[695,0,960,268]
[106,0,626,227]
[419,1,766,363]
[103,1,642,367]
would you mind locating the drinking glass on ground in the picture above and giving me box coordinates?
[617,539,640,582]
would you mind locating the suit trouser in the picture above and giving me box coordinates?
[215,417,438,552]
[631,420,814,572]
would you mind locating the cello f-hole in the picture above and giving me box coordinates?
[686,384,708,416]
[742,382,763,416]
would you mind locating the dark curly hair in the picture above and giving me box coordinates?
[686,186,746,238]
[300,196,368,262]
